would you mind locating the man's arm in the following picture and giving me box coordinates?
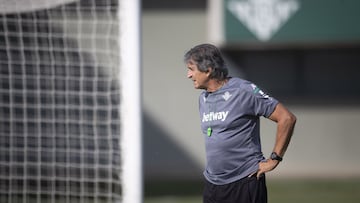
[257,103,297,178]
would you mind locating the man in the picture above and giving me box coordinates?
[184,44,296,203]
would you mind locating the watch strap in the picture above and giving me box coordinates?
[270,152,283,162]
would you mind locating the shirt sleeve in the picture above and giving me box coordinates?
[241,82,279,118]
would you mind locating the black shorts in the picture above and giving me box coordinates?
[203,174,267,203]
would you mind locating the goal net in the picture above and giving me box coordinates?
[0,0,140,202]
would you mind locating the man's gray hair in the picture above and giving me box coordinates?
[184,44,228,81]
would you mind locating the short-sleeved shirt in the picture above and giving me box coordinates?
[199,77,279,185]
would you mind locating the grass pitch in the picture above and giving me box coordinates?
[145,178,360,203]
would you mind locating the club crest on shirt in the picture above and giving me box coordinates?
[222,91,232,101]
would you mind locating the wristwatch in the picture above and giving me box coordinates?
[270,152,283,162]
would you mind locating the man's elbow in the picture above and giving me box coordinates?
[286,112,297,127]
[290,112,297,123]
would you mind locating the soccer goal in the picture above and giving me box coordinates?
[0,0,142,203]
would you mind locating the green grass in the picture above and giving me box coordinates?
[144,178,360,203]
[268,179,360,203]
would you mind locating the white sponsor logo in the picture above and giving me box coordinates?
[251,84,271,99]
[202,111,229,122]
[227,0,300,41]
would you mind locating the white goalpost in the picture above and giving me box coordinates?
[118,0,142,203]
[0,0,142,202]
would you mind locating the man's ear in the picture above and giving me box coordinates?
[206,67,212,77]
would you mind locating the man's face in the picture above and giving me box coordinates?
[186,60,210,90]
